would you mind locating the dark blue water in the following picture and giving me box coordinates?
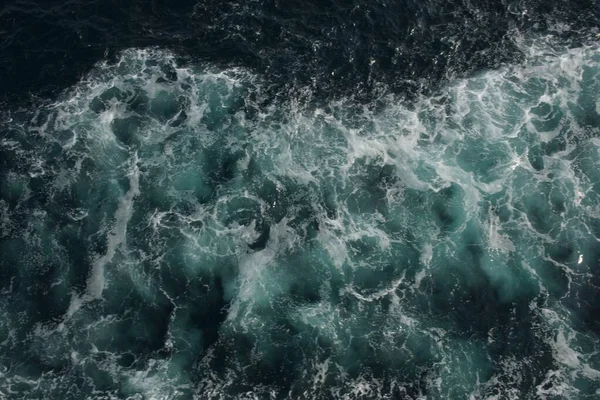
[1,1,600,399]
[2,0,598,102]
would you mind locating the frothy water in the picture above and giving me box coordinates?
[1,35,600,399]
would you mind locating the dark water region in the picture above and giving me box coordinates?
[1,1,600,399]
[0,0,598,104]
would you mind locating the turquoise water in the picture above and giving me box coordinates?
[1,36,600,398]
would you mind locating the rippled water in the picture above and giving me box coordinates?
[1,1,600,399]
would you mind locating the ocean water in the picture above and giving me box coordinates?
[1,1,600,399]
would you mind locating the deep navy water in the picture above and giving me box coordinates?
[1,1,600,399]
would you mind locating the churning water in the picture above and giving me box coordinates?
[1,1,600,399]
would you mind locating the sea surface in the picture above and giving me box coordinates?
[1,1,600,399]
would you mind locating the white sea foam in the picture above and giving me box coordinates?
[2,36,600,398]
[62,153,140,324]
